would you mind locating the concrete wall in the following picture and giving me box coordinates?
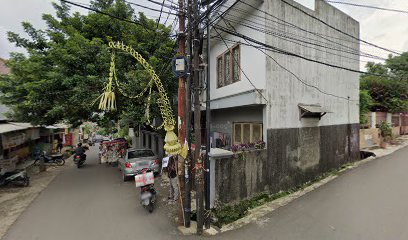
[209,0,266,104]
[392,127,400,137]
[264,0,360,129]
[214,123,360,204]
[141,130,164,159]
[360,128,380,149]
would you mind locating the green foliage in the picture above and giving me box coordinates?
[212,191,294,228]
[361,54,408,113]
[359,90,374,125]
[379,121,392,140]
[0,0,176,126]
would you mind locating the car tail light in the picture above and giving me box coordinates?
[155,159,159,165]
[125,162,131,168]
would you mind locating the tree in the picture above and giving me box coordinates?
[0,0,177,126]
[359,90,373,125]
[360,55,408,114]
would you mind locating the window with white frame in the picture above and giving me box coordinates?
[233,122,263,144]
[217,44,240,88]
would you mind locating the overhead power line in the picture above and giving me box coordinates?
[163,0,175,25]
[156,0,166,27]
[327,1,408,14]
[218,15,358,101]
[146,0,179,10]
[279,0,402,55]
[214,24,402,80]
[222,6,388,61]
[61,0,147,27]
[61,0,178,35]
[125,0,178,16]
[223,15,385,61]
[211,36,371,66]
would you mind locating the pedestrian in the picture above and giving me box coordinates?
[57,140,63,153]
[168,155,179,203]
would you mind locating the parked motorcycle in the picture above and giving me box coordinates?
[135,168,156,213]
[34,151,65,166]
[73,154,86,168]
[0,169,30,187]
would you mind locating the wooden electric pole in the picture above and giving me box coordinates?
[192,0,204,234]
[184,0,193,228]
[204,0,211,229]
[177,0,186,226]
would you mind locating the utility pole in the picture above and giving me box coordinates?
[177,0,186,226]
[184,0,193,228]
[204,0,211,229]
[192,0,204,234]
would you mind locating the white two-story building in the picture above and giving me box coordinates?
[207,0,360,172]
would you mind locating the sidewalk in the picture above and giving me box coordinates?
[368,135,408,158]
[0,158,73,239]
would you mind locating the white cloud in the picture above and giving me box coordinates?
[0,0,177,58]
[328,0,408,69]
[294,0,315,10]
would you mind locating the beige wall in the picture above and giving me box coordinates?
[392,127,401,137]
[360,128,380,149]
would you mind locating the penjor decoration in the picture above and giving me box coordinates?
[97,41,181,155]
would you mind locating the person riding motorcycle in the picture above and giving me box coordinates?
[75,143,86,161]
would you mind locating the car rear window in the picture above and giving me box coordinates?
[128,150,155,159]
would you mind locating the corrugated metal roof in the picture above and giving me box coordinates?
[46,123,69,129]
[0,122,35,134]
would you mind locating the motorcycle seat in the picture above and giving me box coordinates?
[50,154,63,157]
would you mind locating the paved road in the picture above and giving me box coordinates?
[2,145,182,240]
[215,146,408,240]
[4,145,408,240]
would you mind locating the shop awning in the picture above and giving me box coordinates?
[0,122,33,134]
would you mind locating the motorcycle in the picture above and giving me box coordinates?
[73,154,86,168]
[0,169,30,187]
[136,168,156,213]
[34,151,65,166]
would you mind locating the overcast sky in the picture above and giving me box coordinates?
[1,0,408,70]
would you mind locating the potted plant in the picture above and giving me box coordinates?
[379,121,392,148]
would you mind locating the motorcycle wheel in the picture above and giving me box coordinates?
[148,200,154,213]
[23,177,30,187]
[56,159,65,166]
[77,163,81,168]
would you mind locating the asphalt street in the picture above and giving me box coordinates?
[215,145,408,240]
[3,145,408,240]
[2,145,182,240]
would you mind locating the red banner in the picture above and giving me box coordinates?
[65,133,73,146]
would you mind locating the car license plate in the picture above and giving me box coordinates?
[137,161,150,168]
